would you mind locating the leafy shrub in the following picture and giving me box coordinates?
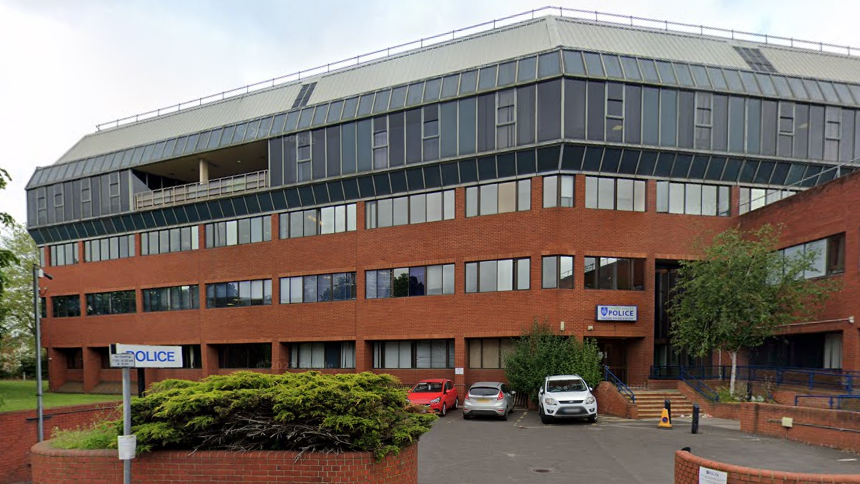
[127,371,435,459]
[504,320,603,403]
[52,422,116,450]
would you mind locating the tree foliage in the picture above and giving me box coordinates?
[119,371,435,459]
[669,224,838,394]
[0,223,40,376]
[504,320,603,403]
[0,168,18,304]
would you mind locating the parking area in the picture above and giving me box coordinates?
[418,409,859,483]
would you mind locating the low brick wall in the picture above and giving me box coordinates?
[30,440,418,484]
[739,402,860,453]
[675,450,860,484]
[0,403,119,484]
[677,382,741,420]
[595,381,637,419]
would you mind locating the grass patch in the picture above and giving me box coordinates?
[0,380,122,412]
[52,421,117,450]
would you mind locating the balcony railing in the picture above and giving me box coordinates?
[134,170,268,210]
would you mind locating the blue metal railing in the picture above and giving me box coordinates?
[795,394,860,411]
[604,366,635,403]
[679,368,720,402]
[650,365,857,394]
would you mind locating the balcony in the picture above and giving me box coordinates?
[135,170,269,211]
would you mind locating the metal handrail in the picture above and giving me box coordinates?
[134,169,269,211]
[650,365,857,394]
[604,366,635,403]
[96,6,860,132]
[680,368,720,402]
[795,394,860,411]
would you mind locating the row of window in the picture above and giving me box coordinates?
[142,285,200,312]
[204,216,272,248]
[366,190,455,228]
[84,235,135,262]
[278,203,357,238]
[279,273,357,304]
[205,279,274,308]
[141,226,200,255]
[656,182,731,216]
[365,264,455,299]
[778,233,845,279]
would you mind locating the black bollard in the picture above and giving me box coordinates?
[691,403,700,434]
[664,398,672,424]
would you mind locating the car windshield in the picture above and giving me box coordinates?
[547,379,586,392]
[412,382,443,393]
[469,387,499,396]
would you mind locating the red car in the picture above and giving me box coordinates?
[407,379,458,416]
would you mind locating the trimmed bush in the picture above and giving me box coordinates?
[126,371,435,459]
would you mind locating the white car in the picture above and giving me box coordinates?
[538,374,598,424]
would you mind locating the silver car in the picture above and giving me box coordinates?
[462,382,516,420]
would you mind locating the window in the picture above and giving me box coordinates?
[297,133,311,182]
[141,226,199,255]
[181,345,202,369]
[825,106,841,161]
[205,216,271,248]
[280,273,356,303]
[738,187,799,214]
[373,116,388,169]
[205,279,272,308]
[62,348,83,369]
[465,179,531,217]
[584,177,645,211]
[695,92,712,150]
[84,234,135,262]
[469,338,515,368]
[423,105,439,161]
[366,264,454,298]
[542,256,574,289]
[657,182,730,216]
[497,89,516,149]
[86,290,136,315]
[217,343,271,369]
[372,340,454,369]
[290,342,356,369]
[52,295,81,318]
[279,204,356,238]
[465,258,530,293]
[778,102,794,157]
[366,190,454,228]
[779,233,844,279]
[49,242,78,267]
[584,257,645,290]
[142,285,199,312]
[605,83,624,142]
[36,187,47,225]
[543,175,574,208]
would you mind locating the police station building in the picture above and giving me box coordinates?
[25,10,859,393]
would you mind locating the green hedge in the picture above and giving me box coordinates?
[122,371,435,459]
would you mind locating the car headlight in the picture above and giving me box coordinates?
[586,396,595,405]
[544,397,557,406]
[430,397,441,404]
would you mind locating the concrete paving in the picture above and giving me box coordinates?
[418,410,860,483]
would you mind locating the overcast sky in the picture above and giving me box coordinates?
[2,0,859,226]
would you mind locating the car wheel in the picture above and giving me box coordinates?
[539,406,553,424]
[463,412,470,420]
[453,397,459,410]
[441,403,447,417]
[501,409,508,421]
[588,414,597,424]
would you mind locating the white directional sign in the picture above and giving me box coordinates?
[114,344,183,368]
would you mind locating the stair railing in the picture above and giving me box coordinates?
[680,368,720,402]
[604,366,635,403]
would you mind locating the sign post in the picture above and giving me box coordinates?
[110,344,182,484]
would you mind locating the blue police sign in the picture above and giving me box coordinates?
[595,305,638,322]
[114,344,184,368]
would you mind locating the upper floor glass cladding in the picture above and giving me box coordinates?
[27,43,860,243]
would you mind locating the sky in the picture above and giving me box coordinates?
[1,0,860,227]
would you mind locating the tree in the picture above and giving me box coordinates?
[0,222,40,377]
[669,224,838,396]
[0,168,17,300]
[504,320,602,403]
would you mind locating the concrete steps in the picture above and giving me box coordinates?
[634,389,694,419]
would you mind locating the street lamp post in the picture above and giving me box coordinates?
[32,264,52,442]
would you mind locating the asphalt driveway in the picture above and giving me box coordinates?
[418,409,859,483]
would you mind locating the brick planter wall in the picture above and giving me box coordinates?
[595,381,637,419]
[675,450,860,484]
[30,440,418,484]
[0,403,119,484]
[676,382,741,420]
[739,403,860,453]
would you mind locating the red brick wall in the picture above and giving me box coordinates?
[0,403,119,484]
[739,402,860,453]
[595,381,637,419]
[676,381,741,420]
[30,440,418,484]
[675,450,860,484]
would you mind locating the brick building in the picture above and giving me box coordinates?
[24,12,860,393]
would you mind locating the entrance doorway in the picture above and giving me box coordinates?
[597,339,628,383]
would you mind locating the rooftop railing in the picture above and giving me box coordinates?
[134,170,268,211]
[95,6,860,132]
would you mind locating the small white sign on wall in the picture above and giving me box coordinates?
[117,435,137,460]
[698,467,727,484]
[455,367,464,375]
